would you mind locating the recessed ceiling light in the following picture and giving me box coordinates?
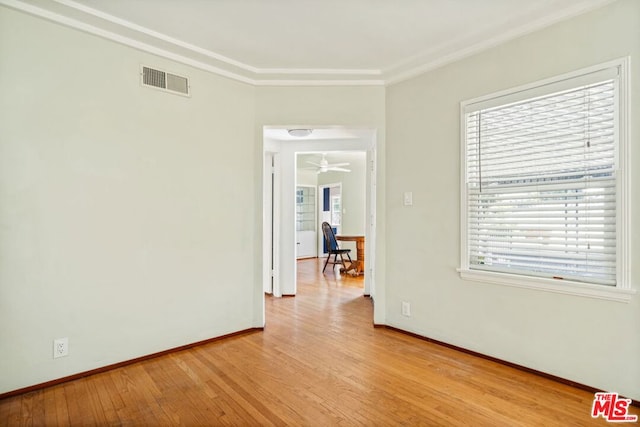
[288,129,313,137]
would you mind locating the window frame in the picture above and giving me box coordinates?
[459,58,633,302]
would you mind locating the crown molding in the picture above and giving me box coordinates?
[52,0,261,73]
[383,0,618,85]
[1,0,617,87]
[254,79,386,87]
[0,0,384,86]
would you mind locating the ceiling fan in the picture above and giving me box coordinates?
[307,154,351,174]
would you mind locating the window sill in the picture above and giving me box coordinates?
[457,268,635,303]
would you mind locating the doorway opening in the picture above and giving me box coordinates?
[262,127,377,322]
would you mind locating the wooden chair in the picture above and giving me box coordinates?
[321,222,352,273]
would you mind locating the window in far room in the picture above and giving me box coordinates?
[459,58,632,301]
[331,195,342,226]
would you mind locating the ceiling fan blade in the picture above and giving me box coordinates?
[327,162,350,168]
[329,167,351,172]
[306,160,322,167]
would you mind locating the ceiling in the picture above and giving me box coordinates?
[4,0,614,85]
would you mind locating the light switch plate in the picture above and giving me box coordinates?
[403,191,413,206]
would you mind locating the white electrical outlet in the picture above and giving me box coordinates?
[53,337,69,359]
[403,191,413,206]
[401,301,411,317]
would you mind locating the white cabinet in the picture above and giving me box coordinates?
[296,186,317,258]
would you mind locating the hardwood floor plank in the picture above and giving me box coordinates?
[41,387,57,426]
[1,258,636,425]
[50,385,71,426]
[0,391,21,426]
[90,374,125,426]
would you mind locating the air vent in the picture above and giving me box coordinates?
[141,66,190,96]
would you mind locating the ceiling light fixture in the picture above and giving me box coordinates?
[288,129,313,138]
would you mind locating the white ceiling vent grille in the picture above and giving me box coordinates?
[141,66,190,97]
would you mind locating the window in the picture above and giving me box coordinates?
[460,59,632,301]
[331,195,342,226]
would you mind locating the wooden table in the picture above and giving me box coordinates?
[335,235,365,275]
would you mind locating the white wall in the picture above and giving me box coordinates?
[0,7,257,393]
[318,152,367,237]
[0,12,387,391]
[296,168,318,187]
[385,0,639,400]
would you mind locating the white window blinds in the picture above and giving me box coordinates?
[464,78,617,286]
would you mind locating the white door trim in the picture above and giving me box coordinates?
[262,151,282,298]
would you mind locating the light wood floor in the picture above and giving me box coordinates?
[1,258,634,426]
